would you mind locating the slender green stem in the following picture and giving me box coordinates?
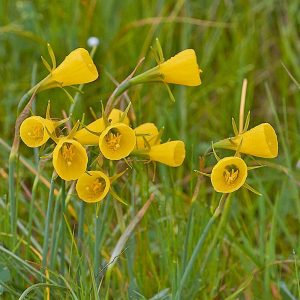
[94,204,102,285]
[16,76,49,115]
[9,83,41,248]
[76,200,85,286]
[200,194,233,274]
[77,201,85,251]
[8,153,17,247]
[104,80,131,116]
[175,193,230,299]
[16,89,33,116]
[26,168,40,258]
[182,203,195,270]
[42,174,56,273]
[49,189,61,269]
[60,180,66,276]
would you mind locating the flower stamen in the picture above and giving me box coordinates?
[223,165,239,185]
[27,125,44,140]
[105,130,122,151]
[85,178,106,197]
[61,143,75,166]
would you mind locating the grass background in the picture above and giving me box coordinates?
[0,0,299,299]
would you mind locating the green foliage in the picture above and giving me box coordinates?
[0,0,299,299]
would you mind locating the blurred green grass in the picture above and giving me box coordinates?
[0,0,299,299]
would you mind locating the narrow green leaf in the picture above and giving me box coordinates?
[62,88,75,103]
[243,111,251,132]
[41,56,52,73]
[89,107,97,120]
[234,138,243,157]
[67,121,81,139]
[47,43,56,69]
[101,101,109,127]
[150,46,160,64]
[231,117,239,136]
[211,142,220,161]
[247,165,266,170]
[243,182,262,196]
[164,83,176,102]
[194,170,211,178]
[110,188,128,206]
[110,169,128,183]
[155,38,164,63]
[119,102,131,122]
[46,100,51,119]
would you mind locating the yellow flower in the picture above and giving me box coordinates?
[99,123,136,160]
[211,157,248,193]
[134,123,160,149]
[76,171,110,203]
[40,48,98,90]
[159,49,202,86]
[74,109,130,145]
[20,116,55,147]
[148,141,185,167]
[53,138,88,181]
[214,123,278,158]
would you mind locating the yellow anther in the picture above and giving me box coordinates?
[224,168,239,185]
[28,125,44,139]
[85,178,106,197]
[61,143,76,166]
[105,131,122,151]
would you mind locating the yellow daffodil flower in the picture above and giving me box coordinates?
[99,123,136,160]
[159,49,202,86]
[40,48,98,91]
[20,116,56,147]
[74,109,130,145]
[76,171,110,203]
[134,123,160,149]
[211,157,248,193]
[53,138,88,181]
[214,123,278,158]
[148,141,185,167]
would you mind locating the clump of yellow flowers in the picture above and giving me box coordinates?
[197,106,278,195]
[19,40,202,203]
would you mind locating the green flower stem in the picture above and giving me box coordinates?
[128,66,161,85]
[200,193,233,273]
[76,200,85,286]
[8,153,17,247]
[94,205,102,285]
[9,79,43,248]
[175,193,231,299]
[26,167,40,258]
[104,80,131,116]
[17,75,50,115]
[77,201,85,251]
[104,66,162,116]
[213,138,237,151]
[60,180,66,277]
[49,189,61,269]
[42,174,56,273]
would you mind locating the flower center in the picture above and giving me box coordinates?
[223,165,239,185]
[28,125,44,140]
[61,143,76,166]
[85,178,106,196]
[105,129,121,151]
